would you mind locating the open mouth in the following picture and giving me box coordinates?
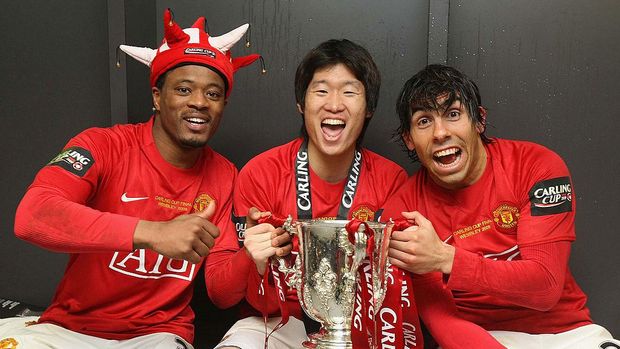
[185,117,208,126]
[433,147,462,167]
[183,116,211,131]
[321,118,345,138]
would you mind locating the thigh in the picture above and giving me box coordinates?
[214,316,308,349]
[544,324,620,349]
[0,317,107,349]
[488,330,542,349]
[489,324,620,349]
[120,332,194,349]
[0,316,39,338]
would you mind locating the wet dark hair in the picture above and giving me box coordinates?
[294,39,381,143]
[395,64,491,161]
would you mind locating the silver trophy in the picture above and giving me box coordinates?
[277,218,395,349]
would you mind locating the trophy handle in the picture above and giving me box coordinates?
[371,219,396,309]
[274,216,301,290]
[349,223,368,276]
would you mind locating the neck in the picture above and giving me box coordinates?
[307,141,356,183]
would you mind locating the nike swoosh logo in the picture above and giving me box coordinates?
[121,192,149,202]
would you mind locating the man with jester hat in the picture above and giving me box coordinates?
[1,8,262,349]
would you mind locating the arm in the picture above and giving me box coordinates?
[16,131,230,270]
[447,241,569,311]
[204,170,254,309]
[14,137,138,252]
[15,184,137,252]
[390,211,570,311]
[414,273,506,349]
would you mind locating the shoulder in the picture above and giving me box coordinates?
[240,138,300,174]
[205,147,238,175]
[68,122,145,153]
[489,138,569,175]
[490,138,565,162]
[361,148,407,175]
[58,123,146,169]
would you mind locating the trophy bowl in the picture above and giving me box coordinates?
[279,219,395,349]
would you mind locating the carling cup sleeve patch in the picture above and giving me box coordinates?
[47,146,94,177]
[529,176,572,216]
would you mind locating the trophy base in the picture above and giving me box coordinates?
[302,330,353,349]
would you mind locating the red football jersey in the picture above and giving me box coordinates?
[14,118,244,343]
[382,138,592,334]
[232,137,408,318]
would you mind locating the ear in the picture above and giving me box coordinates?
[402,131,415,152]
[296,103,304,115]
[475,106,487,134]
[152,87,161,112]
[365,111,373,119]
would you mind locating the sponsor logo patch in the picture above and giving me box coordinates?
[529,177,572,216]
[193,193,214,213]
[352,205,375,222]
[232,211,246,247]
[108,250,195,281]
[184,47,215,58]
[47,146,94,177]
[492,202,520,232]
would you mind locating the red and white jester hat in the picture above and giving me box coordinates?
[120,8,262,97]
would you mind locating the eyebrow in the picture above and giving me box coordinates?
[309,79,363,88]
[411,96,462,114]
[175,79,224,90]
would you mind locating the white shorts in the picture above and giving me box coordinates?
[214,316,308,349]
[488,324,620,349]
[0,316,194,349]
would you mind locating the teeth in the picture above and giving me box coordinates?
[187,118,206,124]
[434,148,458,157]
[322,119,345,126]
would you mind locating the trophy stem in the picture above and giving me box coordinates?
[303,327,353,349]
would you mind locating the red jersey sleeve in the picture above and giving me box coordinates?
[204,164,264,309]
[448,241,570,311]
[233,155,284,312]
[14,129,137,252]
[513,142,576,246]
[414,273,505,349]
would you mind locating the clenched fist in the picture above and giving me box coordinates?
[243,207,292,275]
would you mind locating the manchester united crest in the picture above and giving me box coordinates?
[492,203,520,232]
[0,338,19,349]
[193,193,214,213]
[352,205,375,222]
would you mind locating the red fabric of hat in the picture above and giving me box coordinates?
[120,8,261,97]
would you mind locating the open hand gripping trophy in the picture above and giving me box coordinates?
[276,217,399,349]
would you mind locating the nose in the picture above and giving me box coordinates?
[188,92,209,110]
[324,93,344,113]
[432,118,450,142]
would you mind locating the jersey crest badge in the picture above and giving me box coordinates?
[0,338,19,349]
[193,193,214,213]
[352,205,375,222]
[492,203,520,232]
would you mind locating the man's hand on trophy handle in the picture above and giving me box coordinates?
[388,211,455,274]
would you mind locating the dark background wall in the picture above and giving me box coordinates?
[1,0,618,346]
